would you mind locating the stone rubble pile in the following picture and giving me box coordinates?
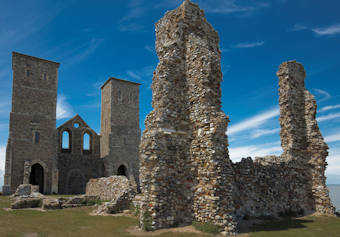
[10,184,100,210]
[87,175,137,215]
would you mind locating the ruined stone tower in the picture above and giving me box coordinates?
[100,78,141,184]
[277,61,335,215]
[3,52,59,194]
[139,0,235,234]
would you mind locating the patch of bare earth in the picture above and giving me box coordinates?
[127,225,250,237]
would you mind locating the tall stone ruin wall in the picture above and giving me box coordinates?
[140,0,235,234]
[139,1,334,235]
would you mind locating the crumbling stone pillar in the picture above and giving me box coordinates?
[278,61,308,161]
[139,0,235,235]
[305,91,335,215]
[277,61,335,216]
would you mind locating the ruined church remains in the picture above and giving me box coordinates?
[138,0,335,235]
[2,0,336,235]
[3,52,140,195]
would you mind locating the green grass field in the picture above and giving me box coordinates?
[0,196,339,237]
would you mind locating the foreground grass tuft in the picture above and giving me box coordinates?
[192,221,220,235]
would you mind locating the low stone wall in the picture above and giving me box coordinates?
[86,175,136,201]
[233,156,312,219]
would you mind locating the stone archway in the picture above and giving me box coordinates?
[29,163,44,193]
[117,165,127,177]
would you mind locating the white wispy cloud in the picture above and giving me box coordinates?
[229,143,282,162]
[319,104,340,113]
[313,24,340,36]
[85,81,105,97]
[250,128,280,139]
[56,95,74,120]
[233,41,264,49]
[325,131,340,143]
[119,23,145,32]
[122,0,147,21]
[144,45,155,53]
[153,0,182,8]
[287,23,307,32]
[198,0,269,14]
[313,88,331,102]
[228,107,280,136]
[126,65,155,85]
[317,112,340,122]
[0,145,6,175]
[65,38,103,67]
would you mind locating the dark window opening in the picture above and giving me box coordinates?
[117,165,127,177]
[26,69,30,77]
[34,132,40,144]
[43,73,47,80]
[29,164,44,193]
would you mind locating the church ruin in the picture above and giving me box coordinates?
[2,0,335,235]
[139,0,335,235]
[3,52,140,195]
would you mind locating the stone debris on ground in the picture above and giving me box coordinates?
[88,175,137,215]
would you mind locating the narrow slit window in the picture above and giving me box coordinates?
[34,132,40,144]
[42,73,47,80]
[26,69,30,77]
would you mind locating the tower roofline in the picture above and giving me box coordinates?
[101,77,141,90]
[12,51,60,67]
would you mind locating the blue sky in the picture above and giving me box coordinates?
[0,0,340,185]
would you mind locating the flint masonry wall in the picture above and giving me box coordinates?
[86,176,135,201]
[233,61,335,219]
[140,0,235,235]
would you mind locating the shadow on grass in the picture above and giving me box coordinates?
[250,218,314,232]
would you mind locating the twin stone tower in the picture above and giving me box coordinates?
[138,0,335,235]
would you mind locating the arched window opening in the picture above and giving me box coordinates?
[62,130,70,150]
[117,165,127,177]
[73,122,80,128]
[83,132,91,153]
[29,163,44,193]
[34,131,40,144]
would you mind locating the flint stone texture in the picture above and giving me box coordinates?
[139,0,235,234]
[139,1,334,234]
[86,175,137,201]
[13,184,39,197]
[93,189,135,215]
[42,198,61,210]
[233,61,335,219]
[11,197,42,209]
